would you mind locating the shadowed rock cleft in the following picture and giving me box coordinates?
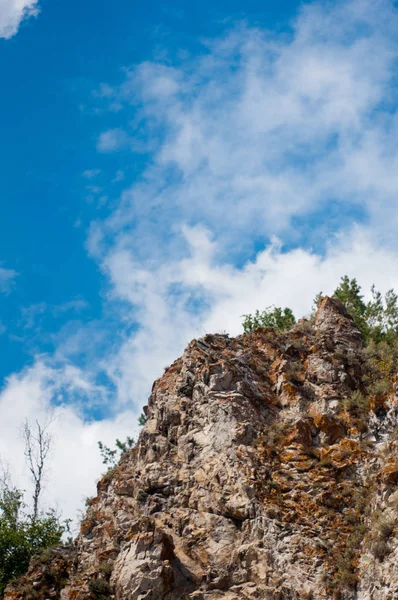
[6,298,398,600]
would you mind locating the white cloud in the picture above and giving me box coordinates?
[97,128,130,152]
[94,0,398,256]
[6,0,398,525]
[86,0,398,429]
[0,265,18,292]
[82,169,101,179]
[98,226,398,413]
[112,169,125,183]
[0,359,140,525]
[0,0,39,39]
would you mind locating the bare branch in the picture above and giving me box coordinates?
[23,418,53,520]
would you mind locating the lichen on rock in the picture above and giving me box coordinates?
[7,297,398,600]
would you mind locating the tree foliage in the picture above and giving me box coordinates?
[331,276,398,342]
[98,413,147,470]
[242,306,296,333]
[242,276,398,345]
[333,276,367,335]
[98,437,135,469]
[0,485,64,596]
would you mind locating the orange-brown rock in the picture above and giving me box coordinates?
[313,412,346,444]
[6,297,398,600]
[381,460,398,484]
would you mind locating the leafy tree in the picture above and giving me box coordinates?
[98,413,147,469]
[242,306,296,333]
[0,485,64,596]
[384,289,398,333]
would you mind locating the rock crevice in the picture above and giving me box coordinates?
[6,298,398,600]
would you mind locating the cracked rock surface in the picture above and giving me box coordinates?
[7,298,398,600]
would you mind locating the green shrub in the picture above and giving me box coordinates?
[242,306,296,333]
[243,276,398,346]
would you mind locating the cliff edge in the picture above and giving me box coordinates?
[6,298,398,600]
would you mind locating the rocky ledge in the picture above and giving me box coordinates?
[6,298,398,600]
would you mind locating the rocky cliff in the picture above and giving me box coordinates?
[6,298,398,600]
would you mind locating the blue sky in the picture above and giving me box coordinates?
[2,0,398,521]
[0,0,302,382]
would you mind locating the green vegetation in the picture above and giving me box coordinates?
[367,509,397,562]
[98,436,135,468]
[342,390,369,419]
[242,306,296,333]
[0,419,68,597]
[138,411,147,426]
[98,412,147,470]
[0,487,65,596]
[242,276,398,344]
[332,276,398,342]
[243,276,398,433]
[333,526,366,592]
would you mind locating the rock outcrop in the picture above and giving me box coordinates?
[7,298,398,599]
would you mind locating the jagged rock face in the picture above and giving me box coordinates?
[7,298,398,600]
[4,547,75,600]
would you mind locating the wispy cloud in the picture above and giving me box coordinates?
[20,298,89,331]
[112,170,124,183]
[4,0,398,524]
[97,128,130,152]
[88,0,398,408]
[0,358,139,524]
[82,169,101,179]
[0,0,39,39]
[53,298,89,315]
[0,265,18,293]
[95,0,398,257]
[20,302,47,330]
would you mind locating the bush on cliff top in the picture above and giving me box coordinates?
[242,306,296,333]
[242,275,398,345]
